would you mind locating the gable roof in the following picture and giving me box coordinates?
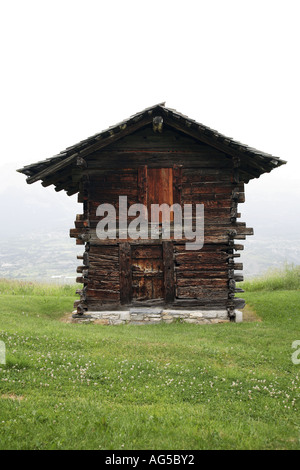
[17,103,286,195]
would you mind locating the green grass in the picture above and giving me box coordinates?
[0,278,77,297]
[241,264,300,292]
[0,279,300,450]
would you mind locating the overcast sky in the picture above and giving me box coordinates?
[0,0,299,241]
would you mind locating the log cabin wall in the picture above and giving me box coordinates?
[71,124,252,321]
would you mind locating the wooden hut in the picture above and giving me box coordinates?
[18,103,286,324]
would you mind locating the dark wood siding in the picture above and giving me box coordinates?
[71,123,251,313]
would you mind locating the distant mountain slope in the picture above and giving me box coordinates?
[0,231,80,282]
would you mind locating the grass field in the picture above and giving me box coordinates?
[0,268,299,450]
[241,263,300,292]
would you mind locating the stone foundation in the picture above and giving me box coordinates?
[72,308,239,325]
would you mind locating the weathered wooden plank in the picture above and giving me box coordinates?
[163,241,175,303]
[175,267,228,277]
[119,242,132,304]
[89,185,138,195]
[83,300,121,310]
[84,225,250,239]
[175,251,228,264]
[182,192,232,202]
[89,253,119,262]
[87,280,120,290]
[90,172,137,183]
[182,184,239,196]
[89,245,119,255]
[176,271,229,279]
[86,234,232,245]
[176,286,228,299]
[182,171,232,184]
[86,289,120,301]
[132,270,164,278]
[138,165,148,211]
[87,270,120,280]
[177,278,227,288]
[173,165,183,205]
[181,197,232,208]
[86,152,233,169]
[87,214,232,229]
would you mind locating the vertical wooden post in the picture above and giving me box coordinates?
[138,165,148,219]
[119,242,132,304]
[163,241,175,303]
[173,165,183,205]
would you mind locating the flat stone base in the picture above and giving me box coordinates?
[235,309,243,323]
[72,308,235,325]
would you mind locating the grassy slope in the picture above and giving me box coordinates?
[241,264,300,292]
[0,279,299,450]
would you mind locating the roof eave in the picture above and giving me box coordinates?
[17,103,286,191]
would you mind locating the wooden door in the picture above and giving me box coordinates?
[119,241,175,305]
[131,245,164,301]
[147,168,174,222]
[118,166,178,305]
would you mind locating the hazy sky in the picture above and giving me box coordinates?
[1,0,299,241]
